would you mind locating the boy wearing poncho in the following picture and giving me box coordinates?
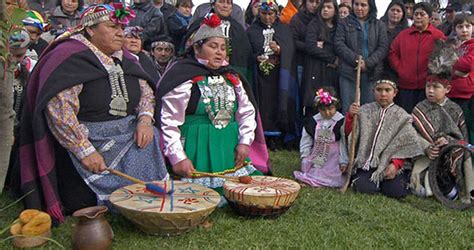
[344,77,423,198]
[411,76,474,202]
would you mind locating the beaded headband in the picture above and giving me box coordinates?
[151,41,175,50]
[375,79,397,89]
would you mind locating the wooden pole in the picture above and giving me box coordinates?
[340,55,363,193]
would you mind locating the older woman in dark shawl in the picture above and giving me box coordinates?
[247,0,299,149]
[19,4,168,222]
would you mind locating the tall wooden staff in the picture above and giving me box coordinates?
[340,55,363,193]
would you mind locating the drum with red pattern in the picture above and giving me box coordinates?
[223,176,301,217]
[109,180,220,236]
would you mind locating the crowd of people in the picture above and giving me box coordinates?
[3,0,474,222]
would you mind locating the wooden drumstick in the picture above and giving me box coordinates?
[106,168,171,195]
[191,171,253,184]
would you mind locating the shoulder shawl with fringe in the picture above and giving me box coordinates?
[18,37,152,223]
[345,102,423,184]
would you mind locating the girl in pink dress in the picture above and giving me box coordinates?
[294,87,348,187]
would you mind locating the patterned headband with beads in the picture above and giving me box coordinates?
[79,3,135,28]
[314,88,338,106]
[374,79,397,89]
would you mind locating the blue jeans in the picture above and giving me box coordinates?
[339,74,374,113]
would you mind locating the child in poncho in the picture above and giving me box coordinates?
[411,76,474,202]
[294,88,348,187]
[344,77,423,198]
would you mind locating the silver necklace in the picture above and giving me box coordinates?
[106,63,129,117]
[200,76,235,129]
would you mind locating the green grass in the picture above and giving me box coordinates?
[1,150,473,249]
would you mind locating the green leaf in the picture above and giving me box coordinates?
[7,8,27,27]
[0,21,9,31]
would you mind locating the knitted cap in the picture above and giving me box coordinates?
[22,10,48,31]
[192,13,225,44]
[414,2,433,17]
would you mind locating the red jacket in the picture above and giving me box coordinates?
[389,24,446,90]
[448,39,474,100]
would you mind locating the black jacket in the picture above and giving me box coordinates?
[303,17,338,108]
[129,0,166,50]
[289,10,316,65]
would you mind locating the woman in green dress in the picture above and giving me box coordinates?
[156,13,266,195]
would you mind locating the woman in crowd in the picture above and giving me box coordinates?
[247,0,298,150]
[184,0,253,81]
[303,0,339,117]
[123,26,160,84]
[157,14,269,195]
[334,0,388,113]
[290,0,319,88]
[244,0,260,28]
[19,4,168,222]
[167,0,193,53]
[47,0,83,35]
[380,0,408,78]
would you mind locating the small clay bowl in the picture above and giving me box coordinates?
[12,230,51,248]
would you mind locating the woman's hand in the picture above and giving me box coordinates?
[269,41,280,55]
[384,163,398,180]
[172,159,195,177]
[81,151,107,174]
[257,55,267,63]
[135,116,154,149]
[234,144,250,167]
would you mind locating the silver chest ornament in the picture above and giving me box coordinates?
[105,63,129,117]
[262,27,275,58]
[200,76,236,129]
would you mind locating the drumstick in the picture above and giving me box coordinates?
[191,171,253,184]
[107,168,171,195]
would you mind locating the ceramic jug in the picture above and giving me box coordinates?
[72,206,113,250]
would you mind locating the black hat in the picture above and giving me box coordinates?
[414,2,433,17]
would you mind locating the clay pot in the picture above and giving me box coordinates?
[72,206,113,250]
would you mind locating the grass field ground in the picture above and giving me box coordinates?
[1,150,473,249]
